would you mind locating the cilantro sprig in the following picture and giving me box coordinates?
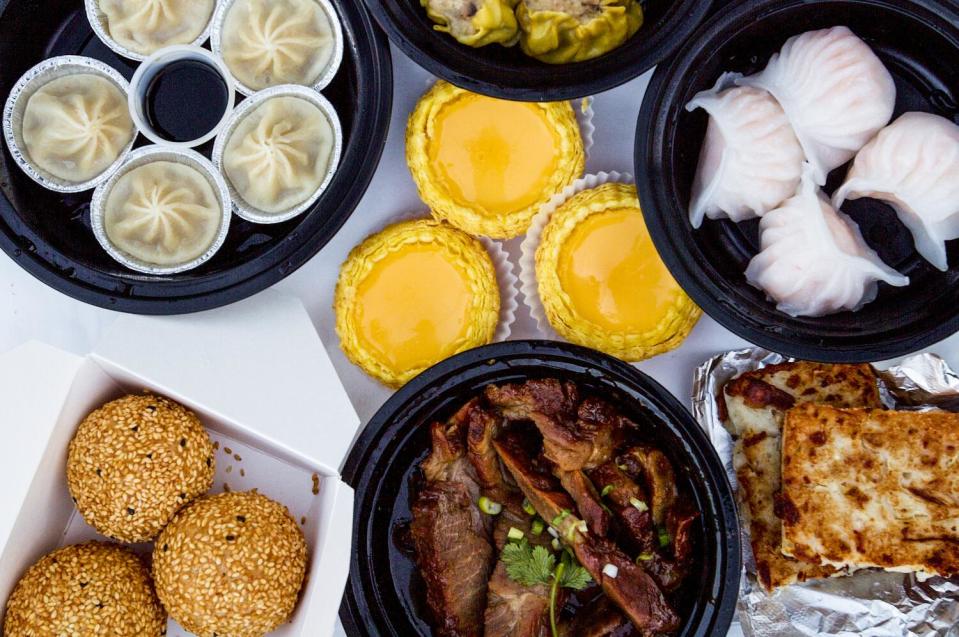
[500,539,591,636]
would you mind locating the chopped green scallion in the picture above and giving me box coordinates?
[478,496,502,515]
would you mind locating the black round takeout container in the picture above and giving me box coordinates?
[0,0,392,314]
[636,0,959,362]
[362,0,713,101]
[340,340,741,637]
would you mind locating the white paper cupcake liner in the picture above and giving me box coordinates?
[210,0,344,97]
[365,210,519,344]
[91,145,233,275]
[211,84,343,224]
[2,56,137,193]
[518,171,634,340]
[84,0,218,62]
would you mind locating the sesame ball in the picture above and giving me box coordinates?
[67,393,215,543]
[3,542,166,637]
[153,491,308,637]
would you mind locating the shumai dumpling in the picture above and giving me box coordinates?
[422,0,520,47]
[517,0,643,64]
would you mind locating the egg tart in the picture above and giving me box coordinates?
[406,81,584,239]
[535,182,700,361]
[335,219,502,387]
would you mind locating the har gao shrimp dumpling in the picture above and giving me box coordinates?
[421,0,519,47]
[104,161,223,267]
[738,26,895,185]
[746,168,908,317]
[685,73,804,228]
[833,112,959,272]
[22,74,135,183]
[517,0,643,64]
[223,95,336,214]
[98,0,216,55]
[221,0,338,91]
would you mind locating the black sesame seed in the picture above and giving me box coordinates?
[127,508,135,515]
[95,601,104,609]
[131,425,139,432]
[79,581,87,588]
[72,497,77,503]
[146,452,153,460]
[179,492,187,499]
[162,544,168,552]
[95,468,102,477]
[225,534,236,542]
[236,515,246,523]
[180,438,187,447]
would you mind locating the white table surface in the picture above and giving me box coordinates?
[4,43,959,637]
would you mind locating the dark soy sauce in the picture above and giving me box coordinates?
[144,59,229,143]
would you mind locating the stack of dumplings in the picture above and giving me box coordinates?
[688,25,959,317]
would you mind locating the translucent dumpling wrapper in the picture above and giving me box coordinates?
[22,74,135,183]
[746,166,908,317]
[737,26,896,185]
[422,0,520,47]
[98,0,216,55]
[517,0,643,64]
[833,112,959,272]
[685,72,804,229]
[104,161,223,267]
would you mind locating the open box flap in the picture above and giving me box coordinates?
[90,289,359,477]
[0,342,85,554]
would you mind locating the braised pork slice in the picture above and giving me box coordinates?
[464,398,508,499]
[412,414,494,637]
[484,378,580,421]
[559,469,611,536]
[495,433,680,635]
[617,446,677,526]
[485,497,552,637]
[562,596,629,637]
[590,461,694,592]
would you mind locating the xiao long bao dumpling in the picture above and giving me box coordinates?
[221,0,339,91]
[104,161,224,267]
[223,95,336,215]
[98,0,216,55]
[738,26,896,185]
[746,168,908,317]
[685,72,804,228]
[833,112,959,272]
[22,74,135,184]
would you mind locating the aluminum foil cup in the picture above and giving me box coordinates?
[84,0,218,62]
[2,56,137,194]
[91,145,232,275]
[211,84,343,224]
[128,45,236,148]
[210,0,344,97]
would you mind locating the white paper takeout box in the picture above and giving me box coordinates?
[0,290,359,637]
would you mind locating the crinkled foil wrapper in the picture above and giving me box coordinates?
[691,348,959,637]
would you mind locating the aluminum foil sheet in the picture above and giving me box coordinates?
[692,348,959,637]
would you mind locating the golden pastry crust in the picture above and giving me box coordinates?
[335,218,501,387]
[535,182,700,361]
[406,81,584,239]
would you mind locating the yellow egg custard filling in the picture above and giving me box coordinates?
[335,219,501,387]
[536,182,700,361]
[407,81,584,239]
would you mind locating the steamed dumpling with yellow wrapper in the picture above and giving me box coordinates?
[421,0,520,47]
[535,182,700,361]
[518,0,643,63]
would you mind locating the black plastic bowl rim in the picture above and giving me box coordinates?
[0,0,393,315]
[340,339,742,637]
[361,0,714,101]
[635,0,959,362]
